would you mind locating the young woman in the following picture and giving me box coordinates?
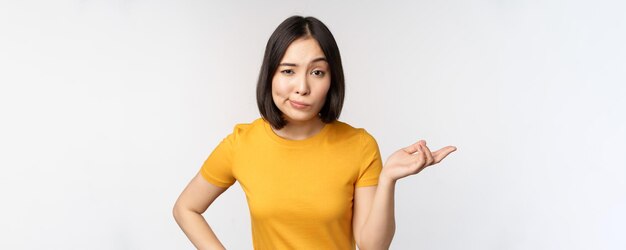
[173,15,457,250]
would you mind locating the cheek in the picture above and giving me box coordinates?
[271,77,290,97]
[315,79,331,97]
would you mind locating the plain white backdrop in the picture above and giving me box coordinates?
[1,0,625,249]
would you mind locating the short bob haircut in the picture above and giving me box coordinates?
[256,15,345,130]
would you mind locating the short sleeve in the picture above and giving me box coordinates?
[355,130,383,187]
[199,126,240,188]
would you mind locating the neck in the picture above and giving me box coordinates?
[272,117,326,140]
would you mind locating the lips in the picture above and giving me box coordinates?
[289,100,309,106]
[289,100,310,110]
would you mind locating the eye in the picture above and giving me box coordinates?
[281,69,294,75]
[311,70,326,77]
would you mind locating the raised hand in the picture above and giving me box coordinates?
[381,140,457,182]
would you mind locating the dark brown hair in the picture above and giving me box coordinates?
[256,16,345,129]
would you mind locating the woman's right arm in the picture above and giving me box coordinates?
[173,172,229,250]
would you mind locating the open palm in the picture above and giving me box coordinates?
[382,140,457,181]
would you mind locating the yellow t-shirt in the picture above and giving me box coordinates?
[200,117,383,249]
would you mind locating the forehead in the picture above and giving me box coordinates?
[280,37,327,63]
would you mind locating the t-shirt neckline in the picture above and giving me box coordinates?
[262,118,332,147]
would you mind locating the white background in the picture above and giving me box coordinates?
[1,0,625,249]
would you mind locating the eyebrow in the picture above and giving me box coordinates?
[278,57,327,67]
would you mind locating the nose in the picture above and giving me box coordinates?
[294,74,310,95]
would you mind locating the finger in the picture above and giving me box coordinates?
[432,146,457,163]
[402,140,424,154]
[417,145,428,172]
[419,143,434,166]
[413,149,427,173]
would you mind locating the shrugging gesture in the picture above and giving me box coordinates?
[381,140,457,181]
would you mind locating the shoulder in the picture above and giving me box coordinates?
[223,117,264,142]
[330,120,378,146]
[231,118,261,133]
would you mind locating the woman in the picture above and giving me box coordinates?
[173,15,457,250]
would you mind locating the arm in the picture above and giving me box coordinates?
[354,140,457,250]
[353,177,396,250]
[173,172,229,250]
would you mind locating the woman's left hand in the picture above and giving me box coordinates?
[381,140,457,182]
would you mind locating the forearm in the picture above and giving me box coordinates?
[359,176,396,250]
[173,208,226,250]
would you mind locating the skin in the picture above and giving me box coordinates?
[173,34,458,250]
[270,36,330,140]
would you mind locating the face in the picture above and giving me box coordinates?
[272,37,331,125]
